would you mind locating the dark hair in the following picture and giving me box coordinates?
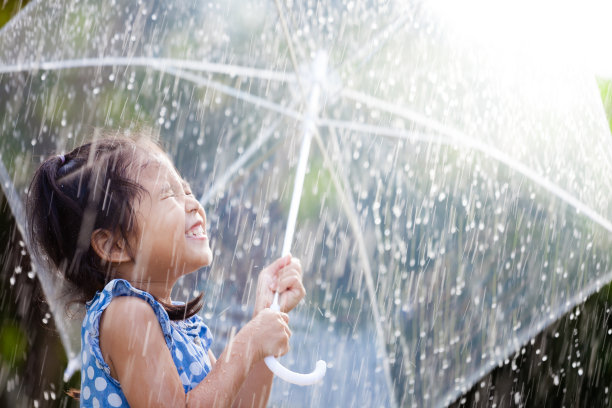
[26,133,202,321]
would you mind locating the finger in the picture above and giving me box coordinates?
[294,258,302,269]
[277,273,303,290]
[278,276,306,295]
[267,254,292,273]
[287,258,303,275]
[268,277,279,291]
[273,268,300,292]
[279,312,290,324]
[277,266,302,282]
[277,257,301,270]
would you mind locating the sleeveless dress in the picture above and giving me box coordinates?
[80,279,213,407]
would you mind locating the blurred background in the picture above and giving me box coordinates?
[2,0,612,407]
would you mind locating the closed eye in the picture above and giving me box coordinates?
[160,183,177,199]
[181,180,193,196]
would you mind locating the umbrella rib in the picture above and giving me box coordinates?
[160,66,302,121]
[0,157,79,378]
[341,88,452,134]
[0,59,303,125]
[272,0,307,102]
[320,93,612,235]
[312,130,400,408]
[336,11,413,72]
[199,110,291,205]
[0,57,297,83]
[320,119,612,234]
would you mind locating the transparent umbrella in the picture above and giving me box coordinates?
[1,0,611,406]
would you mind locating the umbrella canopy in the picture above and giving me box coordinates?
[1,0,611,406]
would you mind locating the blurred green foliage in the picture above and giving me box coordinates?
[0,0,29,28]
[598,78,612,134]
[0,321,27,369]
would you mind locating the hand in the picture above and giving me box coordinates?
[240,309,291,361]
[254,254,305,315]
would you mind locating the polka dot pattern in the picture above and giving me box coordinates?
[95,376,107,392]
[80,279,213,404]
[108,393,122,407]
[190,361,202,376]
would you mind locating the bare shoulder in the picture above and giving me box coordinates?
[101,296,159,335]
[99,296,166,379]
[99,297,160,355]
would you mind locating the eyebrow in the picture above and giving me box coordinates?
[159,181,173,194]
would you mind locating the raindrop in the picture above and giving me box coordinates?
[514,392,521,405]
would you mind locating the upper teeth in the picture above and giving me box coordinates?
[187,225,205,237]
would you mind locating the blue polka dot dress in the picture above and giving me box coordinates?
[80,279,213,407]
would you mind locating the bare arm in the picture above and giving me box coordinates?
[99,297,290,408]
[232,255,306,408]
[231,360,274,408]
[206,349,273,408]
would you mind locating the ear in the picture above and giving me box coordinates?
[91,229,132,264]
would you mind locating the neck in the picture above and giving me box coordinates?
[115,262,178,304]
[129,279,174,303]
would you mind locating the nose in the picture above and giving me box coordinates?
[185,194,204,216]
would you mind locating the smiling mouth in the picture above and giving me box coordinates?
[185,224,207,239]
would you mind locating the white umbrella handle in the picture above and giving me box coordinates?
[264,293,327,385]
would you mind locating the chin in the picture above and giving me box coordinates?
[196,251,213,268]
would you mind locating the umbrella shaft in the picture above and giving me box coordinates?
[281,125,315,256]
[281,51,328,258]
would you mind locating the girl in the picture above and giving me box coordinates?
[26,133,305,407]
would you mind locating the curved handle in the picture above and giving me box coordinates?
[265,292,327,385]
[264,356,327,386]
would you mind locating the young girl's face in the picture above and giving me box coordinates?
[129,151,212,282]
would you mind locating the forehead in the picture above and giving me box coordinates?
[135,151,184,190]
